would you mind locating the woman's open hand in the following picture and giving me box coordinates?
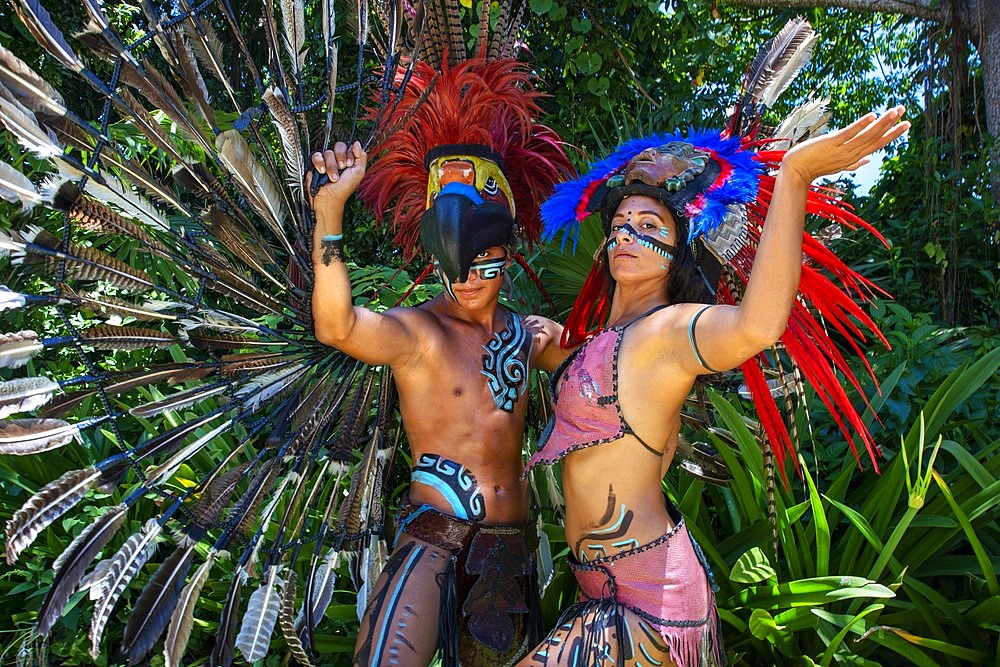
[780,106,909,185]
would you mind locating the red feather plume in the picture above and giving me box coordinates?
[360,57,574,258]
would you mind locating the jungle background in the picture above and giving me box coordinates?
[0,0,997,665]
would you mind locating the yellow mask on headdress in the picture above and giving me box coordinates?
[426,152,515,216]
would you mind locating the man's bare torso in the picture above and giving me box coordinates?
[389,296,539,524]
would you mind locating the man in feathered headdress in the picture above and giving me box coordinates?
[308,20,576,665]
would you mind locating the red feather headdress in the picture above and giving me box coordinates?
[359,55,574,261]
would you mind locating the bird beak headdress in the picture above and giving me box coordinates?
[419,144,516,283]
[359,5,575,285]
[542,17,888,480]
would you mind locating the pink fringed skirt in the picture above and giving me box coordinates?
[568,517,725,666]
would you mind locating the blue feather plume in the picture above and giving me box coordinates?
[541,129,764,249]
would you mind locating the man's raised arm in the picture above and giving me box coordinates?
[310,141,418,367]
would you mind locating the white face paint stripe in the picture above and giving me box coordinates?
[468,256,507,280]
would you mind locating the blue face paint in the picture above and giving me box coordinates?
[605,222,676,261]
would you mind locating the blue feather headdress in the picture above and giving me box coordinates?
[541,129,763,251]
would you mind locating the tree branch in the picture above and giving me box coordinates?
[723,0,959,27]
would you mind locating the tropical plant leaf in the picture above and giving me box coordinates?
[730,547,776,585]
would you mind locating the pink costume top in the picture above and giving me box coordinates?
[524,304,724,666]
[524,306,664,473]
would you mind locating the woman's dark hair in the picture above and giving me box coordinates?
[666,225,714,305]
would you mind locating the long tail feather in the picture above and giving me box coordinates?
[5,467,101,563]
[0,330,43,370]
[0,158,41,211]
[210,567,245,667]
[0,376,59,416]
[235,564,283,663]
[278,570,315,666]
[163,550,217,667]
[122,544,197,665]
[0,418,79,454]
[89,519,163,658]
[36,504,127,635]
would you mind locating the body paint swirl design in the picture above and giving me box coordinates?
[411,453,486,520]
[482,314,530,412]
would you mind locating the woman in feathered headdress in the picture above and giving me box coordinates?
[517,106,908,666]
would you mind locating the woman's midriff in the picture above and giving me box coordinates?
[561,435,677,560]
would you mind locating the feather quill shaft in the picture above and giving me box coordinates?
[215,130,292,254]
[145,418,236,488]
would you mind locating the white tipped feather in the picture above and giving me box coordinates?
[760,31,818,107]
[0,418,79,454]
[773,98,831,148]
[0,285,27,311]
[0,330,44,370]
[9,0,85,73]
[0,159,41,211]
[0,94,61,158]
[234,363,308,412]
[236,564,283,663]
[0,375,59,417]
[279,0,307,75]
[0,43,67,115]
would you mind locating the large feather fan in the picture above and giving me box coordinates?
[0,0,425,664]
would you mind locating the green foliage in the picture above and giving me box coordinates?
[662,347,1000,665]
